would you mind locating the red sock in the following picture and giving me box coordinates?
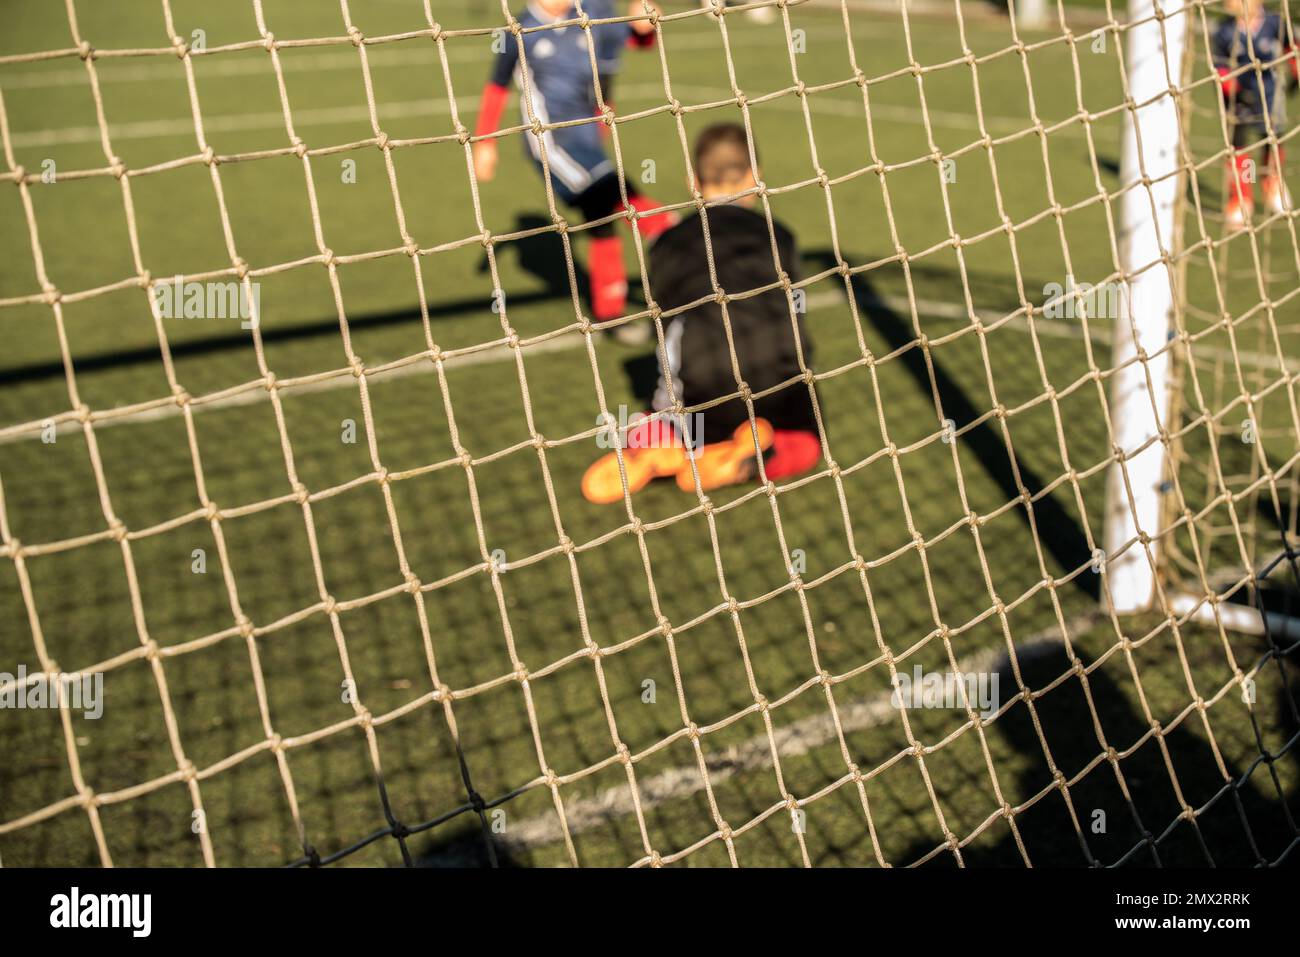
[1265,145,1286,182]
[588,235,627,321]
[624,195,676,239]
[625,413,682,450]
[764,429,821,480]
[1230,153,1254,206]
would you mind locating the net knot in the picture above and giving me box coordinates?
[403,571,421,593]
[237,615,255,638]
[322,594,338,616]
[42,283,62,305]
[108,518,128,542]
[292,482,310,505]
[615,742,631,763]
[349,356,365,378]
[686,722,701,741]
[4,537,21,559]
[656,615,672,636]
[204,500,220,522]
[262,31,276,51]
[348,26,365,47]
[110,156,127,180]
[375,465,390,485]
[292,137,308,158]
[78,40,94,60]
[11,164,25,183]
[263,371,278,391]
[403,239,420,258]
[321,247,337,268]
[376,131,391,151]
[726,596,740,615]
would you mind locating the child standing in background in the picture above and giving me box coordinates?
[473,0,675,332]
[1212,0,1299,225]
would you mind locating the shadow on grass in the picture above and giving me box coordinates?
[805,251,1099,599]
[905,630,1300,867]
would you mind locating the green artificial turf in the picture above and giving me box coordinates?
[0,0,1296,866]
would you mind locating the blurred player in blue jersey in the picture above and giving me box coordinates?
[1212,0,1300,226]
[472,0,674,330]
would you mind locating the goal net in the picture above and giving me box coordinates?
[0,0,1297,867]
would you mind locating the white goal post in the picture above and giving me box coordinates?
[1103,0,1188,614]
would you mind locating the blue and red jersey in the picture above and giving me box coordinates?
[475,1,655,201]
[1212,11,1298,121]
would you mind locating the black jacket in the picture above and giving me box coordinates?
[648,203,816,445]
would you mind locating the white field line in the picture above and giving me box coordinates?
[4,81,1104,150]
[5,11,1138,155]
[0,25,862,91]
[5,288,1290,443]
[484,618,1092,858]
